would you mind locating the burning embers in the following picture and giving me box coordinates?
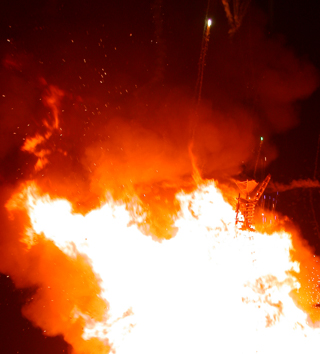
[5,179,320,354]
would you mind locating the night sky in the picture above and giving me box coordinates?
[1,0,320,353]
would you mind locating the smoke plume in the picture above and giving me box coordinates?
[270,179,320,193]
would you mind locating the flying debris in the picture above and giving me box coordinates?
[235,174,271,231]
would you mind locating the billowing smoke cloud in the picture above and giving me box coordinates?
[0,9,318,184]
[0,7,318,236]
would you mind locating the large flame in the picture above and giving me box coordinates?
[2,4,320,352]
[5,178,320,354]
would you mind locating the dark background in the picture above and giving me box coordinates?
[0,0,320,352]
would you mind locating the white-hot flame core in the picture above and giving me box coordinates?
[25,181,320,354]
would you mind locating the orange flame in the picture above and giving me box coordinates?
[21,85,65,171]
[4,179,320,354]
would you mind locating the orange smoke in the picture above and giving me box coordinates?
[21,84,66,172]
[270,179,320,192]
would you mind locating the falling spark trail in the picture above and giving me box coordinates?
[189,1,212,183]
[194,17,212,107]
[254,137,263,179]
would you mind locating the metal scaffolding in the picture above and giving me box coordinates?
[235,174,271,231]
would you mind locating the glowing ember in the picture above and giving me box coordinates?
[6,180,320,354]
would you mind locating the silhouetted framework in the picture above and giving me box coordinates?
[235,174,271,231]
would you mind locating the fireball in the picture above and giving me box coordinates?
[4,176,320,354]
